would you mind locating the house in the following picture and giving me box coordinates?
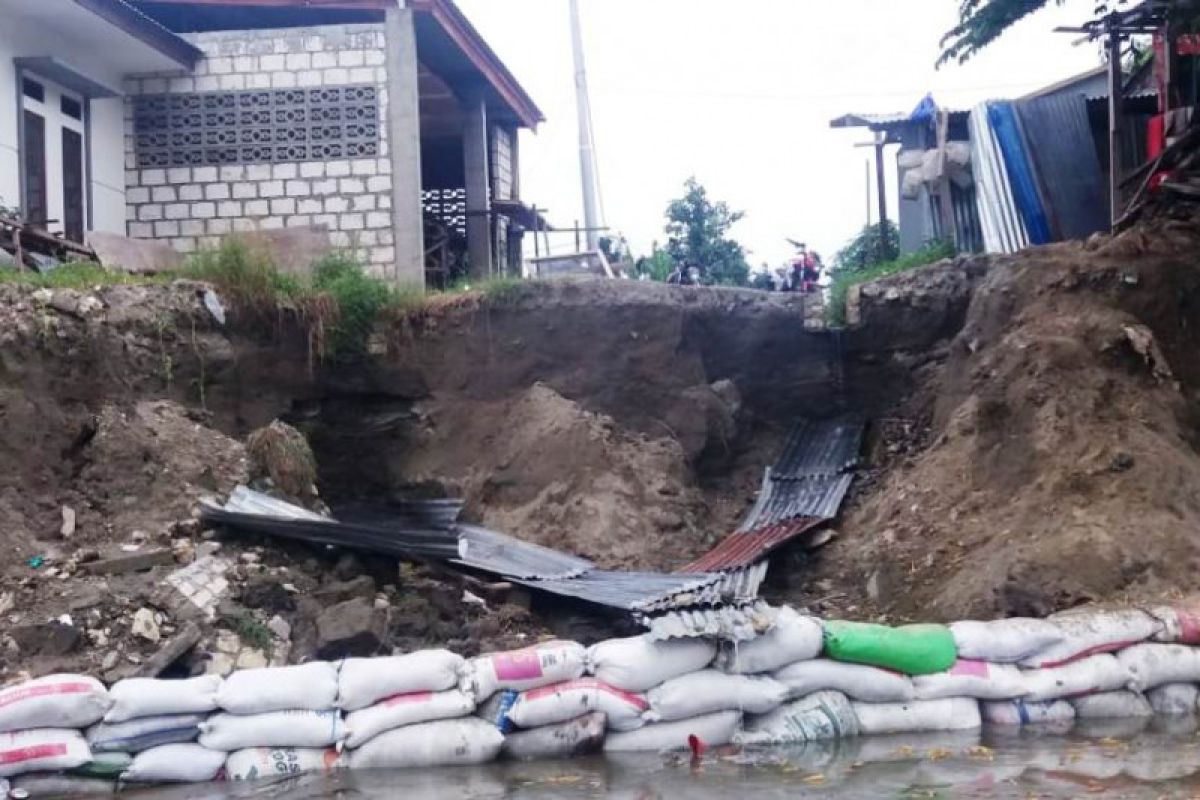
[0,0,544,287]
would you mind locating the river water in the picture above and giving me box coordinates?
[119,716,1200,799]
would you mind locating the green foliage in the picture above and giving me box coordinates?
[664,178,751,287]
[827,240,956,327]
[185,237,303,305]
[229,612,274,657]
[633,244,675,282]
[310,252,396,353]
[0,261,167,289]
[834,222,901,273]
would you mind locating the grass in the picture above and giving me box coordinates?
[0,261,169,290]
[826,241,956,327]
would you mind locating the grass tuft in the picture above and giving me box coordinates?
[827,241,956,327]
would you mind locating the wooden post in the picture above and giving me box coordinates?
[1108,18,1125,228]
[574,219,581,252]
[874,131,889,260]
[532,205,541,259]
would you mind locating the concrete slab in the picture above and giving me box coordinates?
[88,232,184,275]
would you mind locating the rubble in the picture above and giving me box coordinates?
[315,598,388,659]
[130,610,160,644]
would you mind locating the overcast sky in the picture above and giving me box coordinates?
[455,0,1104,268]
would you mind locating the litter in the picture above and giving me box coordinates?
[0,675,111,733]
[852,698,981,735]
[603,710,741,752]
[772,658,915,702]
[337,651,465,711]
[718,607,823,674]
[347,718,504,770]
[119,743,226,783]
[912,660,1027,700]
[344,690,475,749]
[587,635,716,692]
[949,618,1064,663]
[735,690,860,745]
[86,714,204,753]
[198,710,347,751]
[105,676,221,723]
[644,670,788,722]
[0,729,91,777]
[823,621,957,675]
[501,711,607,761]
[505,678,647,732]
[216,662,339,714]
[468,641,587,700]
[224,747,343,781]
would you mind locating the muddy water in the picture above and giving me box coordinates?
[124,718,1200,800]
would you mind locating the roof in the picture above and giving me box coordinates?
[830,108,970,132]
[74,0,203,68]
[1019,66,1107,102]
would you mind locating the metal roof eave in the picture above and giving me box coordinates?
[74,0,204,69]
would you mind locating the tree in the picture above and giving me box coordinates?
[633,241,675,282]
[833,221,901,274]
[664,178,751,287]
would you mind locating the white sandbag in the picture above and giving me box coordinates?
[348,718,503,770]
[735,690,859,745]
[216,662,339,714]
[505,678,647,732]
[345,690,475,749]
[1021,654,1132,701]
[199,710,346,751]
[604,710,741,752]
[981,699,1075,726]
[1070,690,1152,719]
[0,729,91,777]
[1148,683,1199,715]
[104,675,220,723]
[772,658,915,702]
[852,698,981,735]
[501,712,607,761]
[1021,609,1160,668]
[337,650,465,711]
[1118,643,1200,691]
[225,747,344,781]
[11,774,115,796]
[645,670,787,722]
[473,690,517,732]
[719,607,823,674]
[587,636,716,693]
[120,743,226,783]
[1150,605,1200,644]
[912,660,1026,700]
[0,674,110,732]
[86,713,204,753]
[469,641,586,700]
[949,618,1063,663]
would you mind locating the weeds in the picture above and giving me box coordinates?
[826,241,956,327]
[230,612,273,657]
[0,261,164,289]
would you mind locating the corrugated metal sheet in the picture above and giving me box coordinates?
[1015,93,1109,241]
[970,103,1029,254]
[641,601,777,642]
[740,474,853,531]
[455,524,593,581]
[771,417,864,480]
[680,518,823,573]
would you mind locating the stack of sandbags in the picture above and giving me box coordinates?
[91,675,223,784]
[335,648,500,772]
[206,662,345,782]
[0,675,109,782]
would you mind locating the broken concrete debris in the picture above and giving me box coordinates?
[83,549,175,576]
[130,609,161,644]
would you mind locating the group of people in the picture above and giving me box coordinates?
[772,243,823,294]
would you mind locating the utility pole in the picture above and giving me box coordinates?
[1107,16,1125,227]
[569,0,600,251]
[855,131,890,261]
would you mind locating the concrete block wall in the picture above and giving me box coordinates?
[123,25,396,274]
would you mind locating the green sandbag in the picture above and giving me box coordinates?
[823,620,957,675]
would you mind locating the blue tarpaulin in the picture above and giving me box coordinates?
[987,102,1053,246]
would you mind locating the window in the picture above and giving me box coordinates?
[22,78,44,102]
[61,96,83,121]
[62,129,84,242]
[22,111,47,227]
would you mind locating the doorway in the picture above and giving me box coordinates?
[20,74,87,242]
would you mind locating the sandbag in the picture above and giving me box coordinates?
[337,650,465,711]
[474,690,517,733]
[772,658,915,702]
[469,641,586,700]
[949,618,1064,663]
[216,662,339,714]
[0,674,110,732]
[120,743,226,783]
[0,729,91,777]
[506,678,647,732]
[645,670,787,722]
[719,607,823,674]
[735,690,859,745]
[345,690,475,749]
[603,710,741,752]
[851,698,981,735]
[588,636,717,693]
[1021,609,1160,668]
[912,659,1026,700]
[86,713,204,753]
[1150,605,1200,644]
[71,751,132,779]
[1070,690,1152,719]
[104,676,220,723]
[1118,643,1200,691]
[1148,683,1199,715]
[981,699,1075,726]
[225,747,343,781]
[823,621,957,676]
[199,710,346,751]
[11,775,115,796]
[501,711,607,761]
[1021,653,1132,701]
[348,718,503,770]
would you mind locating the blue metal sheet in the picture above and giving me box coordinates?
[1015,94,1109,241]
[970,104,1028,254]
[987,102,1053,246]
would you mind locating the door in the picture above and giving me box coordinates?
[20,75,87,241]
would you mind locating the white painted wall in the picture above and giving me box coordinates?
[0,41,19,211]
[89,98,127,233]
